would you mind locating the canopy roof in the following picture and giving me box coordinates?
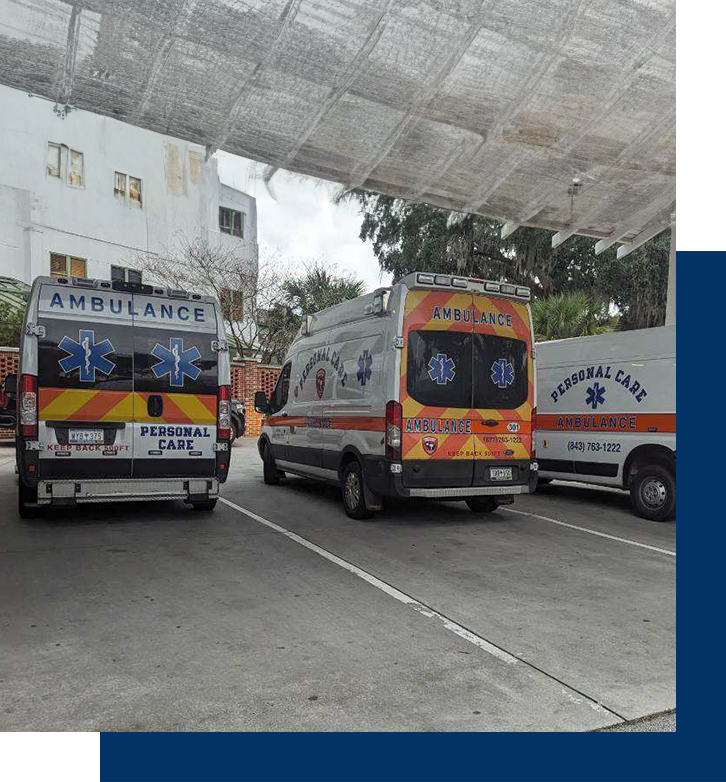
[0,0,675,254]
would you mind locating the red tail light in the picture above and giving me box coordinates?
[20,374,38,438]
[0,385,6,409]
[531,405,537,459]
[217,384,231,440]
[385,400,402,461]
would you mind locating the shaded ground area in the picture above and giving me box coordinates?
[0,440,675,731]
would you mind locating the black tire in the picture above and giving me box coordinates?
[263,443,280,485]
[18,481,40,519]
[341,460,372,520]
[466,496,499,513]
[229,423,238,447]
[537,478,553,485]
[192,499,217,511]
[630,463,675,522]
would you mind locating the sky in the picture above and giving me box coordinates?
[215,151,392,292]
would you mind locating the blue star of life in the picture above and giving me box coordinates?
[58,329,115,382]
[585,382,606,410]
[428,352,456,385]
[151,338,202,388]
[357,350,373,386]
[491,358,515,389]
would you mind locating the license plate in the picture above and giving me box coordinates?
[69,429,104,444]
[490,467,512,481]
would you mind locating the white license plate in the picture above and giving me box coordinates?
[490,467,512,481]
[69,429,104,444]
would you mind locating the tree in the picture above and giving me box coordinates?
[352,192,670,327]
[137,239,291,363]
[137,243,365,364]
[0,305,24,347]
[531,293,615,341]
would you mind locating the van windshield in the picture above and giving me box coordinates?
[407,330,528,410]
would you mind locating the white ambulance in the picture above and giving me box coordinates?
[255,272,538,519]
[16,275,232,517]
[535,325,676,521]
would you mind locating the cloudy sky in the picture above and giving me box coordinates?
[215,151,392,292]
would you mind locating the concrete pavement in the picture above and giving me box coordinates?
[0,440,675,731]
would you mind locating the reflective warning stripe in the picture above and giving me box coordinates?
[39,388,216,424]
[537,413,676,434]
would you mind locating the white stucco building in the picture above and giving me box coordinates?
[0,84,257,285]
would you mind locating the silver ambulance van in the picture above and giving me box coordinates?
[255,272,538,519]
[16,275,232,517]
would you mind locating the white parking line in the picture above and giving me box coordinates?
[219,496,519,665]
[502,508,676,557]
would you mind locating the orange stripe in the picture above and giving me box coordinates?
[38,387,67,408]
[537,413,676,434]
[66,390,128,421]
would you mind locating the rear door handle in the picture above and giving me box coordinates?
[147,394,163,418]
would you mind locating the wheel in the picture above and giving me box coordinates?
[192,499,217,511]
[18,480,40,519]
[341,460,372,520]
[630,463,675,522]
[466,496,499,513]
[229,422,238,447]
[263,443,280,485]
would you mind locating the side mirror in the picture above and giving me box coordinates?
[254,390,269,414]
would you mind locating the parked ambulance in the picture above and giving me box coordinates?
[535,325,676,521]
[16,275,232,517]
[255,272,538,519]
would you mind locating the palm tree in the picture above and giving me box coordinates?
[531,292,616,342]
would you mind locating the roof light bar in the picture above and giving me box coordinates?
[484,282,500,293]
[500,284,516,295]
[417,273,435,285]
[434,274,451,286]
[451,278,467,289]
[516,286,531,299]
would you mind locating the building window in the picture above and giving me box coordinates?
[51,253,87,278]
[114,172,142,208]
[220,287,244,321]
[46,143,84,186]
[219,207,244,238]
[46,143,61,177]
[111,265,142,284]
[68,150,84,186]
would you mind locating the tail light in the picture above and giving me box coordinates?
[531,406,537,459]
[0,384,6,409]
[217,385,231,440]
[385,400,402,461]
[20,374,38,438]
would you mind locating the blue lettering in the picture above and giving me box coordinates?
[144,302,156,318]
[50,292,64,308]
[91,296,103,312]
[178,306,189,321]
[432,306,441,320]
[194,307,204,322]
[442,308,452,320]
[161,304,173,319]
[69,294,85,310]
[140,426,148,436]
[110,299,122,314]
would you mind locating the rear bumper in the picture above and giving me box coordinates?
[36,477,219,506]
[363,456,538,499]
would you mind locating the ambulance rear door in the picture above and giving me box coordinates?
[131,293,218,478]
[470,293,533,486]
[35,281,134,479]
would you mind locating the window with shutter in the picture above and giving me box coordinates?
[46,144,61,177]
[68,150,84,186]
[50,253,67,277]
[115,172,126,202]
[129,177,142,207]
[70,256,87,277]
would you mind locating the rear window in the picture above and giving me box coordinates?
[407,330,528,410]
[473,334,528,409]
[406,331,472,409]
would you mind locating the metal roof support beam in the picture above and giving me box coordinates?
[501,222,520,239]
[616,224,669,259]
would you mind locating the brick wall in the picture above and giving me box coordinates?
[0,347,19,440]
[231,359,281,438]
[0,348,279,441]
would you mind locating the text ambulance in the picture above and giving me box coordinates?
[535,325,676,521]
[255,272,538,519]
[16,276,232,516]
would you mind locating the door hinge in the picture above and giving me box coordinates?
[213,442,229,452]
[212,339,228,352]
[393,336,404,349]
[26,323,46,338]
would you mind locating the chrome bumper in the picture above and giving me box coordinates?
[37,477,219,505]
[407,484,530,498]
